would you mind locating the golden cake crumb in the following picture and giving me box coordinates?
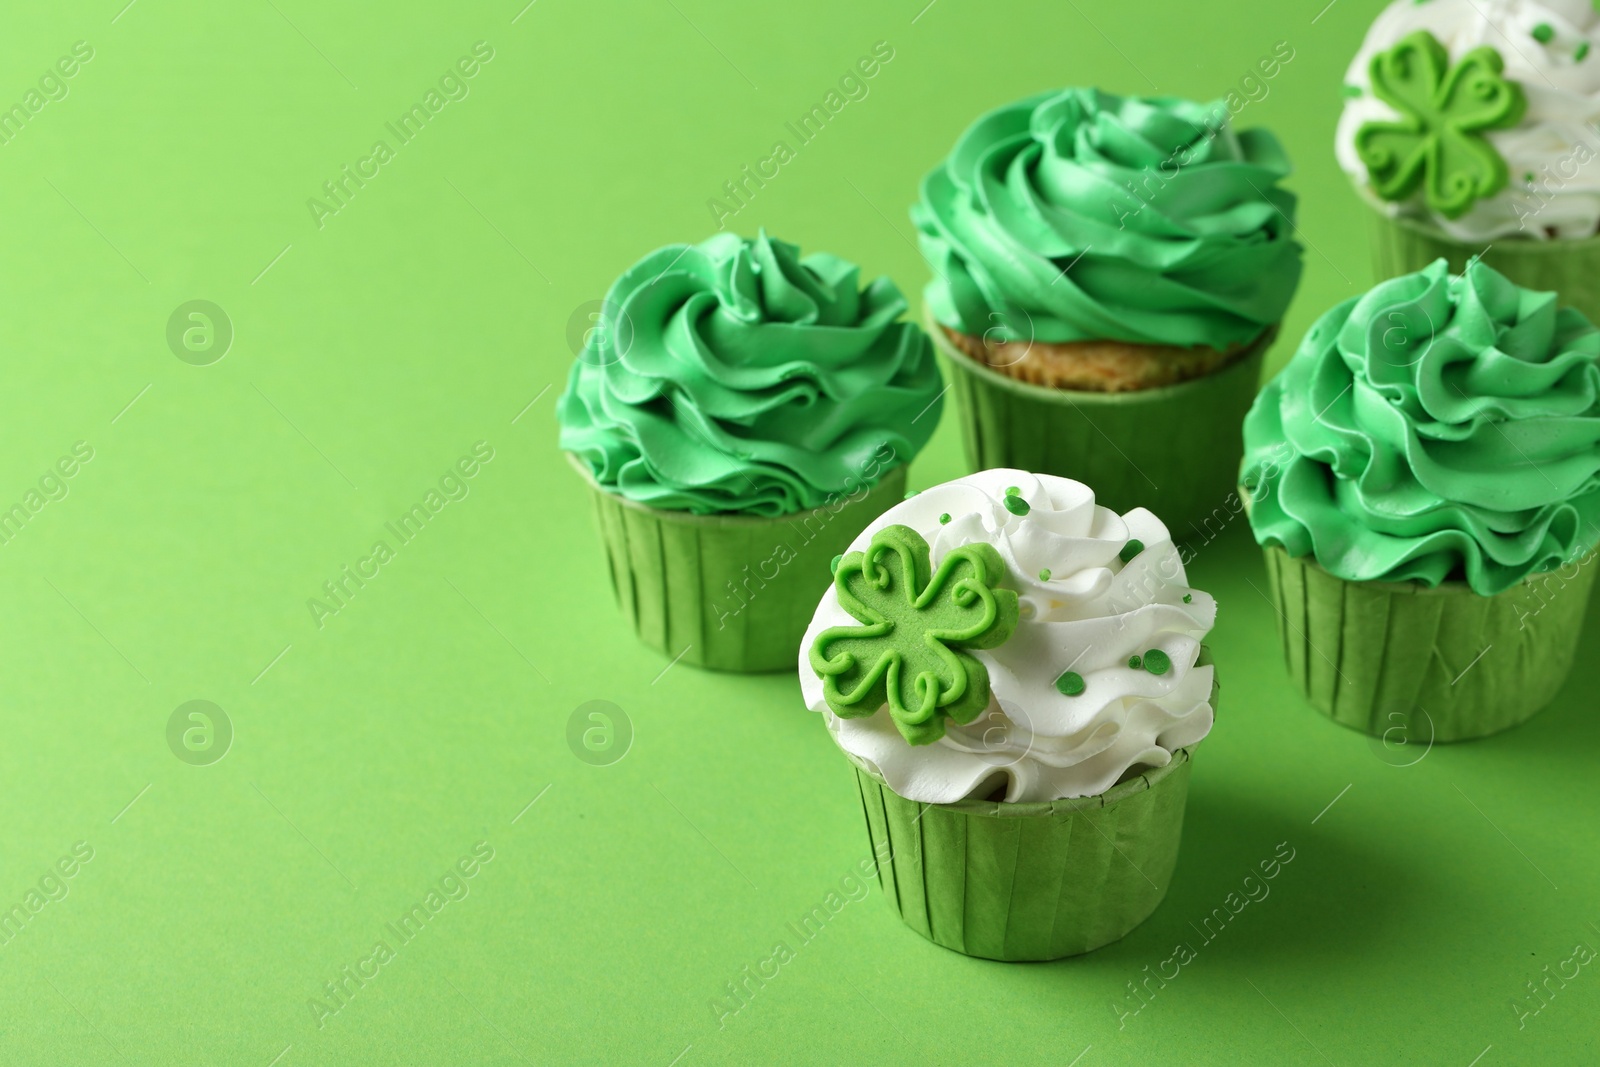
[943,325,1272,393]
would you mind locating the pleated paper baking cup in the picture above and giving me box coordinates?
[1264,545,1599,743]
[570,455,906,673]
[853,749,1194,961]
[1365,204,1600,325]
[928,306,1270,539]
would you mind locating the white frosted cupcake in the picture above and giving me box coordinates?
[1337,0,1600,315]
[798,469,1217,960]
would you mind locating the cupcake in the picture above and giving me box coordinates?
[912,87,1303,536]
[1241,258,1600,742]
[798,469,1218,960]
[559,231,944,672]
[1338,1,1600,318]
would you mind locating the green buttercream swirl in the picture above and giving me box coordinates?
[1241,259,1600,596]
[558,232,943,516]
[912,87,1304,348]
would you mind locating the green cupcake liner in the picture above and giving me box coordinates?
[928,306,1271,539]
[848,651,1213,961]
[1365,204,1600,325]
[1264,545,1599,742]
[570,455,907,673]
[853,750,1194,961]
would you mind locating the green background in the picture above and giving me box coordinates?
[2,0,1596,1063]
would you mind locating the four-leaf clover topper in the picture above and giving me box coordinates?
[809,524,1020,746]
[1355,30,1526,219]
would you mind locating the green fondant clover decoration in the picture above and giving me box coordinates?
[809,524,1020,746]
[1355,30,1526,219]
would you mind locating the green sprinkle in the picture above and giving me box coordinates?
[1119,539,1144,563]
[1143,649,1172,676]
[938,512,951,525]
[1128,655,1142,670]
[1039,568,1052,581]
[904,490,919,499]
[1003,494,1031,516]
[830,554,842,574]
[1525,171,1537,183]
[1533,22,1554,44]
[1005,485,1020,496]
[1579,41,1591,61]
[1183,593,1193,604]
[1341,84,1362,98]
[1054,670,1086,696]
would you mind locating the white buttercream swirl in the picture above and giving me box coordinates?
[1336,0,1600,240]
[797,470,1216,805]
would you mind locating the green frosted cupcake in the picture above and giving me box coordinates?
[559,231,944,672]
[912,87,1303,536]
[1242,258,1600,742]
[799,469,1220,960]
[1337,3,1600,319]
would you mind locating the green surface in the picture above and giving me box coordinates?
[1,1,1596,1064]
